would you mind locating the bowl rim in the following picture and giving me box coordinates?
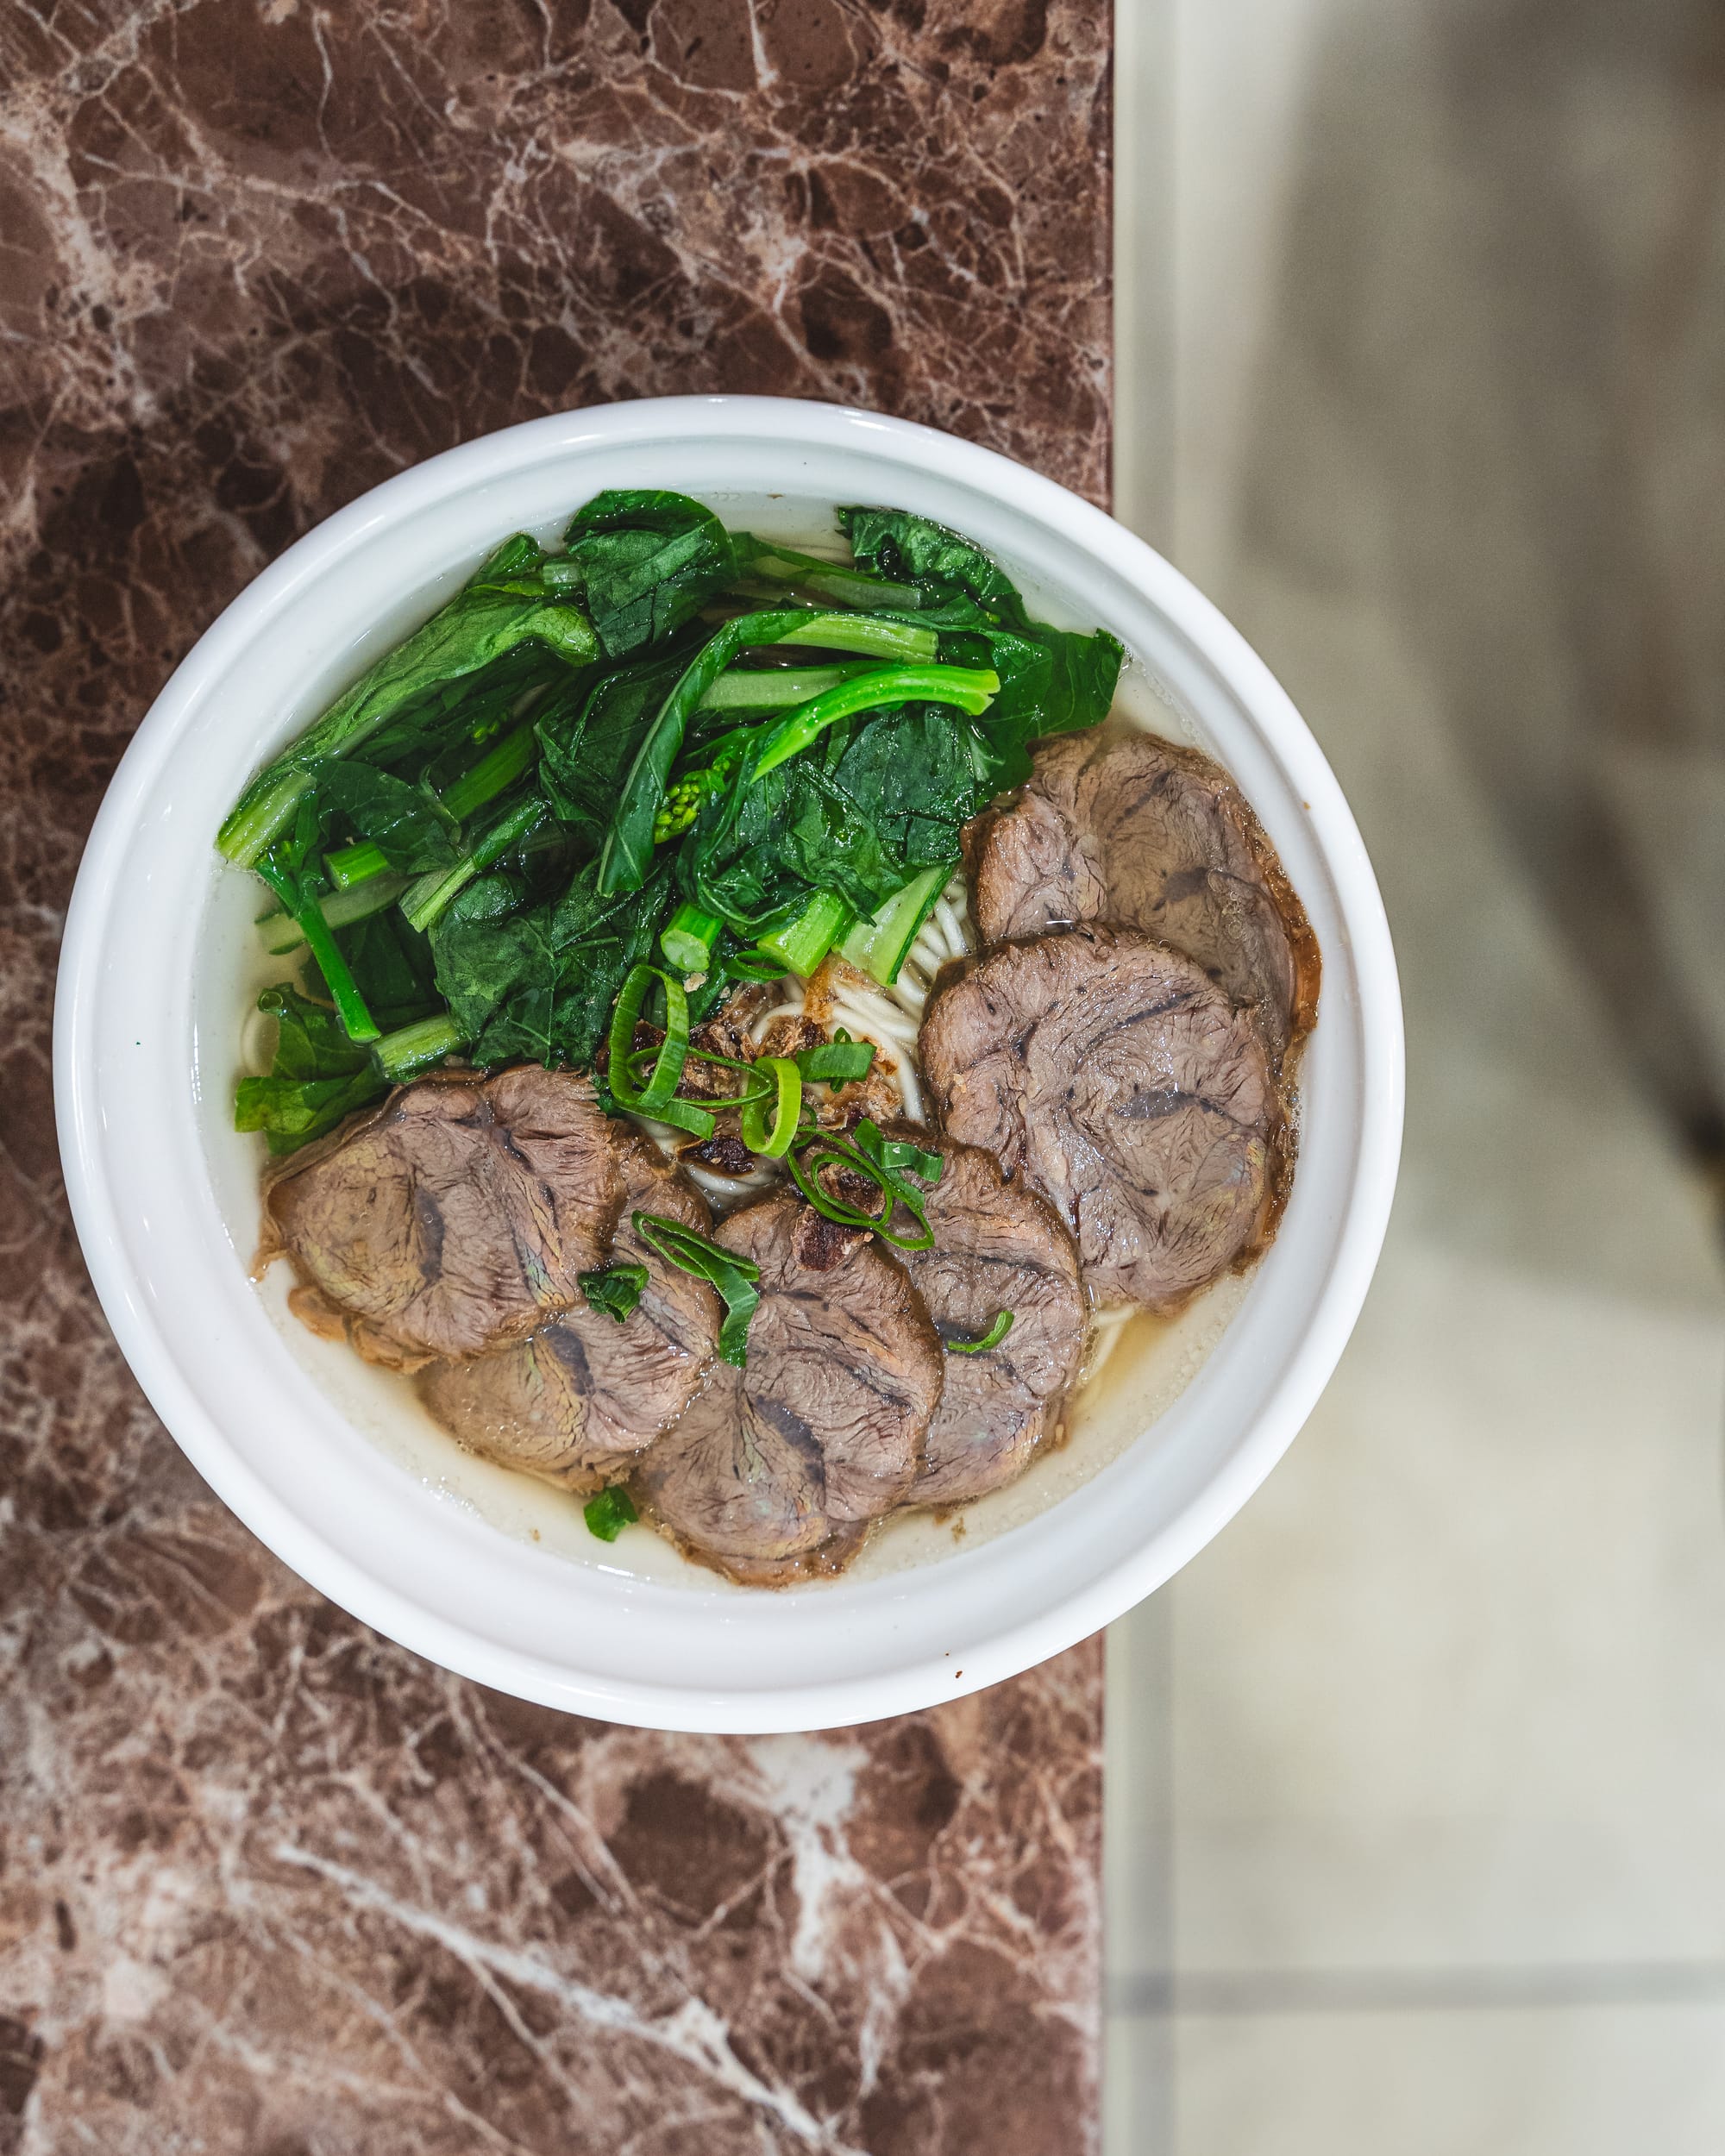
[54,394,1404,1730]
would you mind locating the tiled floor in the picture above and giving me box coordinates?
[1104,0,1725,2147]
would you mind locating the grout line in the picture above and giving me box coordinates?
[1107,1963,1725,2017]
[1103,1598,1178,2154]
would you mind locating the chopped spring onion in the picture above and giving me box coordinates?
[738,1056,802,1157]
[786,1121,938,1252]
[838,864,954,987]
[750,665,1000,780]
[852,1118,943,1188]
[661,901,723,975]
[584,1486,638,1541]
[633,1211,762,1366]
[943,1311,1015,1356]
[793,1029,876,1085]
[257,872,411,956]
[606,965,713,1138]
[254,856,380,1044]
[724,950,789,985]
[371,1012,467,1083]
[756,890,853,977]
[579,1263,649,1324]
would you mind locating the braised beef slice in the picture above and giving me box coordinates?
[267,1065,621,1367]
[633,1195,943,1584]
[919,924,1278,1312]
[419,1138,720,1490]
[897,1137,1088,1507]
[970,732,1320,1062]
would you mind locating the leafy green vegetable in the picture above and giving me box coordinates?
[598,610,941,898]
[660,901,723,975]
[838,864,952,987]
[730,533,928,612]
[683,752,901,936]
[828,705,1002,868]
[218,538,598,868]
[945,622,1125,783]
[330,906,441,1034]
[841,506,1027,624]
[234,982,386,1154]
[563,491,737,658]
[838,505,1123,782]
[317,763,458,875]
[750,663,998,778]
[536,646,689,842]
[579,1264,649,1325]
[254,852,380,1044]
[223,492,1125,1134]
[399,793,553,936]
[430,863,668,1069]
[756,889,853,975]
[584,1485,639,1541]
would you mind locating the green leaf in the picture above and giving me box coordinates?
[583,1486,639,1541]
[258,981,371,1081]
[598,610,939,898]
[563,490,737,658]
[536,646,690,839]
[327,907,441,1034]
[218,536,598,867]
[840,506,1028,624]
[828,704,1002,868]
[430,862,670,1069]
[317,764,458,874]
[944,623,1125,783]
[579,1264,649,1324]
[234,982,386,1154]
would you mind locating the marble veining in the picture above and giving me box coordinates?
[0,0,1110,2146]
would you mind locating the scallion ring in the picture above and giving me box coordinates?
[786,1130,935,1251]
[606,962,691,1116]
[738,1056,802,1157]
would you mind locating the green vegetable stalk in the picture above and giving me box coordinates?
[598,610,940,898]
[749,664,999,780]
[218,547,596,868]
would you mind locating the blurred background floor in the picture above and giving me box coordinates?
[1103,0,1725,2148]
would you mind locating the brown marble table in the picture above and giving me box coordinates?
[0,6,1112,2148]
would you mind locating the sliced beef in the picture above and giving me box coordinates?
[919,924,1279,1311]
[898,1138,1088,1507]
[418,1138,720,1490]
[266,1065,621,1369]
[633,1195,943,1585]
[970,731,1320,1062]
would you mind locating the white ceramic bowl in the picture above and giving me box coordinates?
[55,396,1402,1733]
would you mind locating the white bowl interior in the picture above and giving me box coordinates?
[58,399,1402,1731]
